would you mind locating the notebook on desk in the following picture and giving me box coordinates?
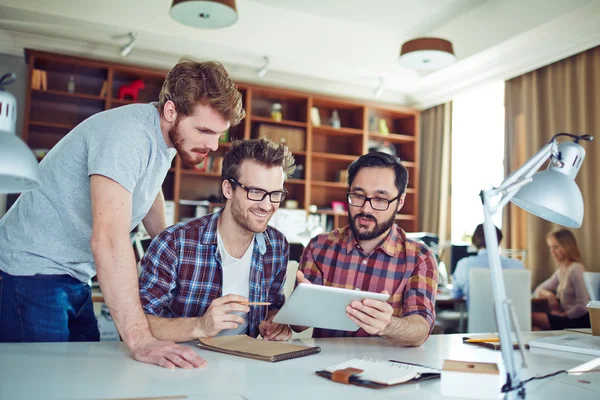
[197,335,321,362]
[316,358,440,389]
[528,334,600,356]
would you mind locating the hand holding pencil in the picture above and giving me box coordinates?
[197,294,251,337]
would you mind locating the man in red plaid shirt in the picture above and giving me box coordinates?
[296,152,438,346]
[139,139,295,355]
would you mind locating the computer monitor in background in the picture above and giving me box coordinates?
[449,244,477,275]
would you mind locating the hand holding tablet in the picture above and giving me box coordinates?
[273,275,391,331]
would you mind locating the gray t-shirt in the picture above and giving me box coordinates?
[0,103,176,282]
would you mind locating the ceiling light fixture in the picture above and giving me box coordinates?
[170,0,238,29]
[120,32,136,57]
[399,37,456,71]
[257,56,270,79]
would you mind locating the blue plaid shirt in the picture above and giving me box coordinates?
[139,211,289,338]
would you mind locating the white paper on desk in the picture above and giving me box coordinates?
[325,358,439,385]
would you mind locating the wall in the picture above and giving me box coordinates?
[0,53,28,216]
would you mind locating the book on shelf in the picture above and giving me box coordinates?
[316,358,440,389]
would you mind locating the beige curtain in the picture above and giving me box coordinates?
[504,45,600,287]
[419,102,452,247]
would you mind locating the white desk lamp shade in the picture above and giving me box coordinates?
[511,170,583,228]
[511,141,585,228]
[0,87,41,193]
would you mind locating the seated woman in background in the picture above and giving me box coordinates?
[532,229,590,330]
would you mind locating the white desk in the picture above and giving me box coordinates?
[1,332,598,400]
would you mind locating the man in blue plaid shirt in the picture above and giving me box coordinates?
[139,138,295,351]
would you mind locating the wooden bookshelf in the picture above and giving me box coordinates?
[22,49,420,231]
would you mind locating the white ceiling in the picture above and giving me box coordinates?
[0,0,599,108]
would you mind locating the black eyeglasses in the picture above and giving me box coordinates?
[347,192,401,211]
[227,178,288,203]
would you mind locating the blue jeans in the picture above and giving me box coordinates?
[0,270,100,342]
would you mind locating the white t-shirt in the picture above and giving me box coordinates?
[216,229,253,336]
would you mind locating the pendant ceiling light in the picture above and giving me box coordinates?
[399,37,456,71]
[170,0,238,29]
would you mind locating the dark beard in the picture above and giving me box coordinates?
[169,118,207,166]
[349,211,396,241]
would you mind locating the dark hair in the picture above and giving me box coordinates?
[347,152,408,195]
[222,138,296,181]
[158,60,245,126]
[471,223,503,249]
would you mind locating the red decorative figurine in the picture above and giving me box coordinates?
[118,79,145,100]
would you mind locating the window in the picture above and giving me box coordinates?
[451,82,505,242]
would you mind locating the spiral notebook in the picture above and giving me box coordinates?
[197,335,321,362]
[316,358,440,389]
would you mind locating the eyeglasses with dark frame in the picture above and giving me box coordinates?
[347,192,401,211]
[227,177,288,203]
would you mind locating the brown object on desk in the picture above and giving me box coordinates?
[197,335,321,362]
[331,367,365,384]
[462,336,530,350]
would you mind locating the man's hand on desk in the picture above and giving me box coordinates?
[196,294,250,337]
[259,318,292,341]
[131,336,207,370]
[346,290,393,335]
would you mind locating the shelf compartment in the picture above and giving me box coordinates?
[312,130,363,156]
[29,92,104,128]
[111,68,165,103]
[367,107,417,137]
[31,58,108,97]
[311,98,365,131]
[251,89,308,124]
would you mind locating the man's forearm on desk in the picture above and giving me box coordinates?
[94,240,154,348]
[380,314,431,346]
[147,315,202,342]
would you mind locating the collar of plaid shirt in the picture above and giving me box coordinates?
[202,211,269,254]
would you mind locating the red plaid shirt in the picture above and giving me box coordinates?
[299,224,438,338]
[139,212,289,338]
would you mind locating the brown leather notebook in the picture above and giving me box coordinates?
[197,335,321,362]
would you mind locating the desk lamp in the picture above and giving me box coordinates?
[480,133,593,398]
[0,73,41,193]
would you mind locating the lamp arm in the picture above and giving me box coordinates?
[497,141,557,192]
[484,140,557,215]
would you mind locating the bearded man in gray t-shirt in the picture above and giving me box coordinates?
[0,60,245,369]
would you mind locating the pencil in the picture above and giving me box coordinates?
[239,301,271,306]
[466,338,500,343]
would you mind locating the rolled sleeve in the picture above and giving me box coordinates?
[401,249,439,332]
[139,231,179,317]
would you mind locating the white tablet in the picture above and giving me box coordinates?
[272,283,390,331]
